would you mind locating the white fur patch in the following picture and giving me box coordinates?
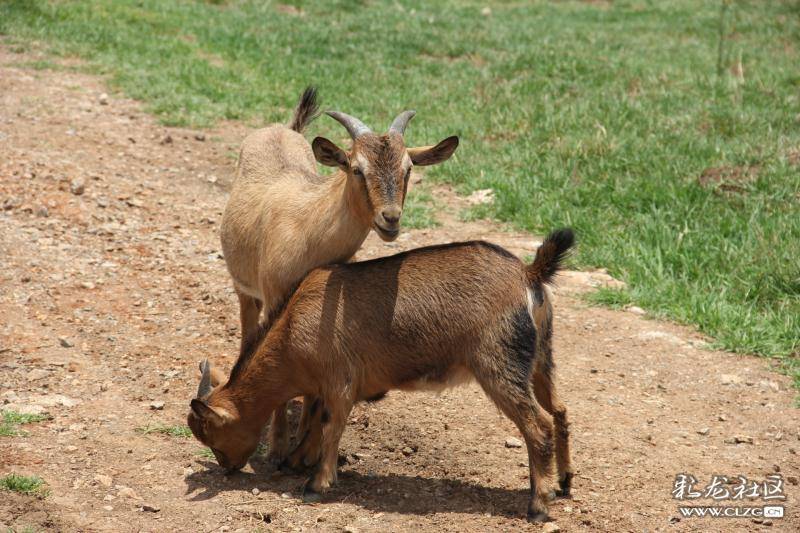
[355,154,370,174]
[402,366,473,394]
[526,287,535,322]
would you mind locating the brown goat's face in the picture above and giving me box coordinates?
[187,398,260,473]
[313,130,459,242]
[349,133,411,241]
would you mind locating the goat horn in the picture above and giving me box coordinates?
[389,110,416,135]
[196,358,212,398]
[325,111,371,139]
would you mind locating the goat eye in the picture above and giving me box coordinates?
[352,167,363,177]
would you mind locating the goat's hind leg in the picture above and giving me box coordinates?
[533,368,573,497]
[473,362,554,522]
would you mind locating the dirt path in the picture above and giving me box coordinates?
[1,47,798,533]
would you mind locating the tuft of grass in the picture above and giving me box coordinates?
[585,287,634,310]
[196,447,215,459]
[137,424,193,438]
[0,411,49,437]
[0,474,46,496]
[403,185,441,229]
[0,1,798,387]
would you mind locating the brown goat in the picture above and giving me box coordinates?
[220,87,458,461]
[189,229,575,522]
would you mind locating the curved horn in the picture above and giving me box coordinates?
[389,110,416,135]
[196,359,212,398]
[325,111,371,139]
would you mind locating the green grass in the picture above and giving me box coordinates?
[0,474,46,496]
[0,411,49,437]
[404,184,441,229]
[196,447,215,459]
[136,424,193,438]
[0,0,798,387]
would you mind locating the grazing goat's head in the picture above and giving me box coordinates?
[187,360,258,473]
[312,110,458,241]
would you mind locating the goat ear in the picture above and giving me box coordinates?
[208,366,227,389]
[190,398,228,425]
[408,136,459,166]
[312,137,349,169]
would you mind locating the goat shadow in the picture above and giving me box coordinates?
[184,459,531,518]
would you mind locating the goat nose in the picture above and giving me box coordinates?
[381,207,401,225]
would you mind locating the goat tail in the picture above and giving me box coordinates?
[525,228,575,287]
[289,86,320,133]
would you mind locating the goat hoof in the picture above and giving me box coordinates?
[302,486,322,504]
[526,511,550,523]
[266,452,286,468]
[554,486,572,498]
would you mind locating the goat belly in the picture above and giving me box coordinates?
[395,364,473,393]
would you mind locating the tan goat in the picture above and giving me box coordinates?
[220,87,459,460]
[189,229,575,523]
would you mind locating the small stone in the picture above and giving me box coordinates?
[720,374,743,385]
[194,133,206,141]
[70,178,85,195]
[160,134,173,145]
[718,414,727,422]
[343,526,359,533]
[64,445,78,453]
[697,428,710,436]
[140,504,160,513]
[251,488,260,496]
[103,505,113,511]
[27,369,49,381]
[627,306,645,315]
[280,492,292,499]
[505,437,523,448]
[98,93,109,105]
[542,523,560,533]
[36,206,49,217]
[59,337,74,348]
[149,401,164,410]
[118,486,140,499]
[480,7,492,16]
[94,474,113,487]
[724,435,753,445]
[787,475,798,485]
[401,446,414,456]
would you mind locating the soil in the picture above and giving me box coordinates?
[1,45,798,532]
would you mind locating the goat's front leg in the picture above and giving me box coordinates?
[235,288,262,350]
[267,404,290,465]
[283,397,324,471]
[302,397,352,502]
[291,395,321,464]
